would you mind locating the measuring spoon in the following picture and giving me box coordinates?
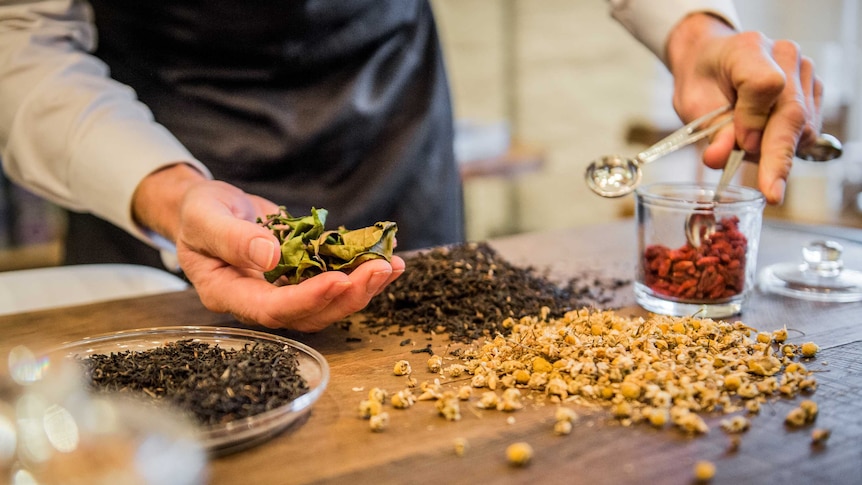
[585,105,733,198]
[684,149,746,248]
[585,105,844,198]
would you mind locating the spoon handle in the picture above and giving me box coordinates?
[634,102,842,167]
[636,105,733,165]
[713,149,745,202]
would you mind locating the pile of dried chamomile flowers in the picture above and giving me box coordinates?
[434,308,822,434]
[361,308,822,433]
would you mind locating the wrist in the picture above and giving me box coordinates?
[132,163,208,244]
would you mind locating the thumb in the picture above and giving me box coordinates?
[179,181,281,271]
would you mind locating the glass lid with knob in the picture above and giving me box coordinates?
[758,240,862,302]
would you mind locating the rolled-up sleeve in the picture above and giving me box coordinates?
[608,0,741,63]
[0,0,211,248]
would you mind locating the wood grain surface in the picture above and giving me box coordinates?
[1,219,860,485]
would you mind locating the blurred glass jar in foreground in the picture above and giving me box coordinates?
[0,346,208,485]
[634,183,765,319]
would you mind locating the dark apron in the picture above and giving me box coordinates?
[65,0,464,268]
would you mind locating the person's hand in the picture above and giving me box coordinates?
[133,164,405,332]
[666,13,824,204]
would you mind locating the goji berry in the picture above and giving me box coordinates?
[642,216,747,302]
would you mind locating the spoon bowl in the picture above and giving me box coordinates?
[797,133,843,162]
[584,155,642,198]
[585,105,733,198]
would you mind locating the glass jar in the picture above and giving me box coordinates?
[634,182,765,318]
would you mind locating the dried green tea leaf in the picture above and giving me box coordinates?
[266,236,325,284]
[259,207,397,284]
[320,222,398,270]
[77,340,308,426]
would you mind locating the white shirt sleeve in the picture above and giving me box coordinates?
[0,0,212,250]
[608,0,742,63]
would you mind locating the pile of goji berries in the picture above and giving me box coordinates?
[642,216,747,301]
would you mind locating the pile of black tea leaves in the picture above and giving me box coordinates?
[77,339,308,426]
[362,241,629,343]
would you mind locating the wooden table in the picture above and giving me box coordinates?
[2,219,861,485]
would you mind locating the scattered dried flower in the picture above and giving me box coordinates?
[476,391,500,410]
[811,428,831,446]
[427,355,443,373]
[369,412,389,432]
[358,399,382,419]
[799,400,819,422]
[553,419,573,435]
[785,407,808,427]
[391,389,416,409]
[505,442,533,467]
[644,407,669,428]
[436,392,461,421]
[368,387,387,404]
[453,437,469,457]
[446,364,467,378]
[800,342,819,358]
[393,360,412,376]
[720,415,750,433]
[727,435,742,453]
[693,460,716,482]
[555,407,578,424]
[497,388,523,412]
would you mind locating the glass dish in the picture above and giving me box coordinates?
[50,326,329,456]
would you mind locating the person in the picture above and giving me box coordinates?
[0,1,827,331]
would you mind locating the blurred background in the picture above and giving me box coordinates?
[1,0,861,272]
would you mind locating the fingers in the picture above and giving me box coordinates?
[266,257,405,332]
[668,29,783,172]
[694,34,822,205]
[752,40,812,204]
[190,257,405,333]
[701,124,738,170]
[721,33,784,155]
[790,54,824,153]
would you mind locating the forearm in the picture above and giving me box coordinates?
[0,0,211,248]
[608,0,740,64]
